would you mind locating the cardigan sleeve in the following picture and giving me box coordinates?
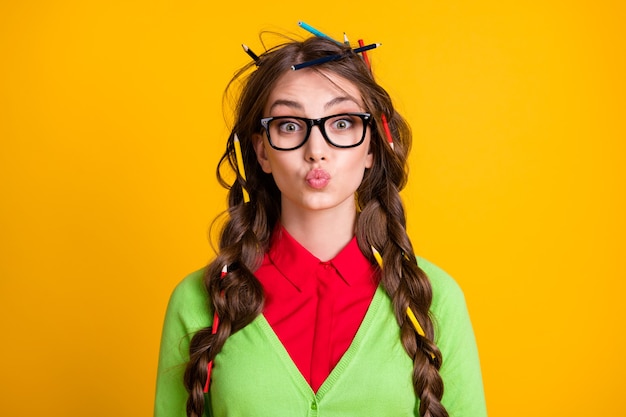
[418,258,488,417]
[154,268,212,417]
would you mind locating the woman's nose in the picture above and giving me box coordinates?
[304,125,328,161]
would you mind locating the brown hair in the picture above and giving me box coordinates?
[184,36,448,417]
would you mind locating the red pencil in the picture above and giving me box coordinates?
[358,39,394,149]
[204,265,228,393]
[381,114,394,149]
[357,39,371,68]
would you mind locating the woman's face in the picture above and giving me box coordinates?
[253,68,374,219]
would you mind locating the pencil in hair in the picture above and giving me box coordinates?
[297,21,342,44]
[291,53,343,71]
[241,44,260,65]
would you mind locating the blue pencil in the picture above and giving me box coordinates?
[291,43,383,71]
[291,54,343,71]
[297,21,342,44]
[353,43,382,54]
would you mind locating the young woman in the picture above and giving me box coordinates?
[155,34,486,417]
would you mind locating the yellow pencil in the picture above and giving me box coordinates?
[371,245,383,268]
[406,306,426,337]
[233,134,250,203]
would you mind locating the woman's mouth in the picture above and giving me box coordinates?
[305,169,331,189]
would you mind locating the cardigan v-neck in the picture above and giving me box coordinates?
[209,286,420,416]
[255,225,378,392]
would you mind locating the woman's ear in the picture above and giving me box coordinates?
[252,133,272,174]
[365,147,374,169]
[364,139,374,169]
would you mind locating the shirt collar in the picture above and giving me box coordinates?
[267,224,378,291]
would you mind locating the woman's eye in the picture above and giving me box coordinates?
[331,118,353,130]
[278,121,302,133]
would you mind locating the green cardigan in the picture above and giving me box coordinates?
[155,258,487,416]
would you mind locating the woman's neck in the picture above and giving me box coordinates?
[280,204,357,262]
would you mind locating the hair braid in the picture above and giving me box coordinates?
[183,135,279,416]
[356,108,448,417]
[184,327,211,417]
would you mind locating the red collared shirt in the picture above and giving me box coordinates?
[255,225,379,392]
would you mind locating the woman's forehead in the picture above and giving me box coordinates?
[264,69,363,113]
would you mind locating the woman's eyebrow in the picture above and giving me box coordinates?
[324,96,359,110]
[267,96,360,114]
[267,99,303,113]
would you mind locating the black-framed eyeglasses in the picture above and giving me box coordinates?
[260,112,371,151]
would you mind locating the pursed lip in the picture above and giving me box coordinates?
[305,168,331,189]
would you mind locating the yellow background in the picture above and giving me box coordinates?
[1,1,624,416]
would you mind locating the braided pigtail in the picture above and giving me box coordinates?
[356,108,448,417]
[183,129,280,416]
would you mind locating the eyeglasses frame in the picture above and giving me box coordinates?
[260,112,372,151]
